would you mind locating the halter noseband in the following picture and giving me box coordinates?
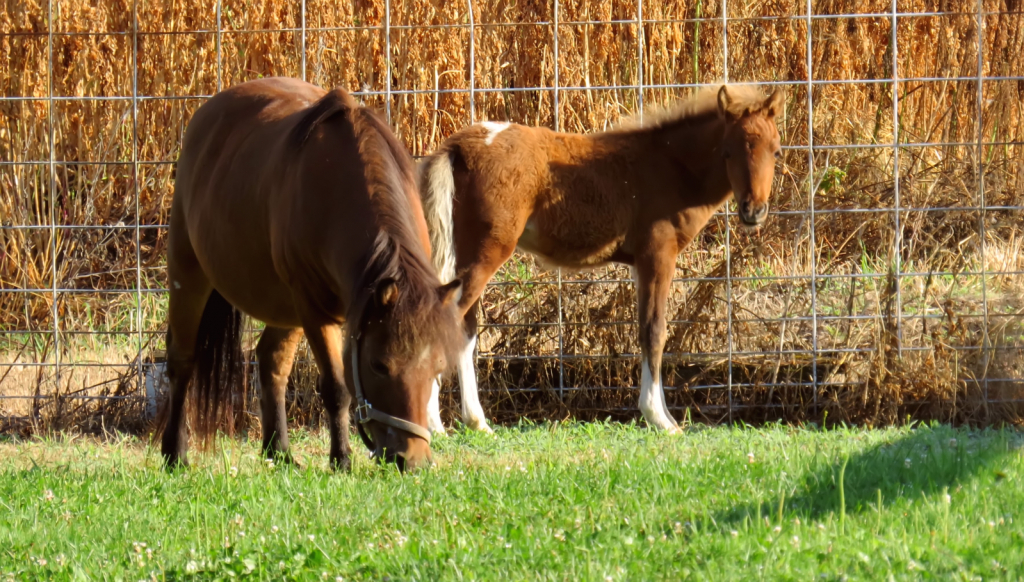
[349,331,433,450]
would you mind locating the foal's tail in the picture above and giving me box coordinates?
[190,289,246,445]
[418,149,458,283]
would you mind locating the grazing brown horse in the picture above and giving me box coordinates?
[419,85,783,433]
[162,77,463,472]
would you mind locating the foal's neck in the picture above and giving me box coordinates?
[594,114,733,209]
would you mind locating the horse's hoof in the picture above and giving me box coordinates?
[266,452,300,469]
[330,455,352,473]
[163,455,189,471]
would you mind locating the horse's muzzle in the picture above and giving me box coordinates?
[372,425,432,472]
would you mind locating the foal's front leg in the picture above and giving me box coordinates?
[255,326,304,464]
[634,229,682,433]
[302,323,353,471]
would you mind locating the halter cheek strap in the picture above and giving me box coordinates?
[349,333,433,450]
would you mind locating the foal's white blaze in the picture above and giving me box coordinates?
[427,377,445,434]
[480,121,510,146]
[458,335,493,433]
[639,356,679,432]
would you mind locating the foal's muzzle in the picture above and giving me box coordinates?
[738,199,769,226]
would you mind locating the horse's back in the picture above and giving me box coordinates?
[171,78,333,327]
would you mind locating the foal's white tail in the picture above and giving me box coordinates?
[418,150,458,283]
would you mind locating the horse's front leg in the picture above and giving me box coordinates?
[633,225,682,433]
[302,323,353,471]
[255,326,304,464]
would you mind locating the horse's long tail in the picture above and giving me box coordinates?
[190,289,246,445]
[418,149,458,283]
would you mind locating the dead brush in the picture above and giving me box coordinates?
[0,0,1021,434]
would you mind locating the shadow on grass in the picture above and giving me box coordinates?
[717,424,1021,526]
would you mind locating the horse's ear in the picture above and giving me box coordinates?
[763,89,785,118]
[437,279,462,306]
[717,86,739,122]
[375,278,399,308]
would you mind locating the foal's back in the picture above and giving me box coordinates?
[429,122,645,268]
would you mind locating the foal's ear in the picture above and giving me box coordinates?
[717,86,739,122]
[437,279,463,306]
[763,89,785,119]
[375,278,400,308]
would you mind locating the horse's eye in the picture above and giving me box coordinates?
[370,360,390,376]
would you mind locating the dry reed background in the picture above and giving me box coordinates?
[0,0,1022,435]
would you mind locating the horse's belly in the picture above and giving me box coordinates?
[189,217,302,329]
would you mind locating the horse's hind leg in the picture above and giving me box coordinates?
[255,326,303,463]
[161,225,213,467]
[633,227,682,433]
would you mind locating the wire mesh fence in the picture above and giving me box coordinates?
[1,0,1022,433]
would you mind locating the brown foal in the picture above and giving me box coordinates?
[161,77,463,471]
[419,85,784,433]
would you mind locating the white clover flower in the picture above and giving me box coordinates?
[773,526,782,534]
[730,530,739,537]
[271,525,279,534]
[229,466,239,478]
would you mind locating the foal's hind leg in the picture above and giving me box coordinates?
[634,226,682,433]
[255,326,303,464]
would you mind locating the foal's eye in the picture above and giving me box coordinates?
[370,360,390,376]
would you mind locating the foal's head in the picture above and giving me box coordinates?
[717,86,784,228]
[353,270,463,471]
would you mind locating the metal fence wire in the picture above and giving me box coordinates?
[0,0,1021,432]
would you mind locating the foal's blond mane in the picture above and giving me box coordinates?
[614,84,769,131]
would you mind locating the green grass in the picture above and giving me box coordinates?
[1,422,1022,580]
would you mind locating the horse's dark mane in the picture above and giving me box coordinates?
[346,102,464,362]
[289,87,358,148]
[289,88,461,362]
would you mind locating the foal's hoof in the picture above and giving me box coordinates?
[464,418,494,434]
